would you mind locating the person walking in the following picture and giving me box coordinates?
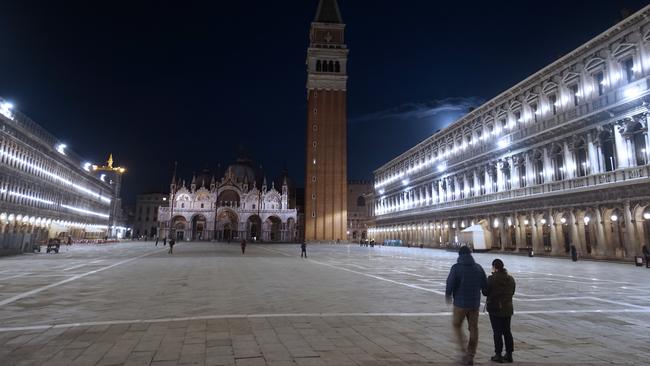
[163,237,167,246]
[643,244,650,268]
[155,236,159,246]
[445,246,487,366]
[483,259,516,363]
[570,244,578,262]
[168,238,175,254]
[301,242,307,258]
[241,239,247,254]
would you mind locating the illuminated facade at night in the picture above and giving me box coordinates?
[0,98,125,255]
[304,0,348,242]
[157,159,298,242]
[369,6,650,260]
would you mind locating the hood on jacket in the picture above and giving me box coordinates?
[457,253,475,265]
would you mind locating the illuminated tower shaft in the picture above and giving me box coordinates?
[305,0,348,241]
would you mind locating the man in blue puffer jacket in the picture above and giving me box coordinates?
[445,246,487,365]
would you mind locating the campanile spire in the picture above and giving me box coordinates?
[305,0,348,242]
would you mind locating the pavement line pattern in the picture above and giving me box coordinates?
[255,245,446,295]
[1,309,650,333]
[0,250,161,307]
[256,246,650,311]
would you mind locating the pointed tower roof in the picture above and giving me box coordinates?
[314,0,342,24]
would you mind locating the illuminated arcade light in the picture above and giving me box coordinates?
[493,219,499,228]
[83,162,92,172]
[624,86,643,99]
[610,214,618,222]
[56,143,67,155]
[560,217,567,224]
[437,163,446,172]
[378,188,385,195]
[540,218,547,225]
[643,212,650,220]
[401,178,409,186]
[100,174,106,182]
[583,216,591,225]
[497,139,510,149]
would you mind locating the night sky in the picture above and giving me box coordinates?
[1,0,648,204]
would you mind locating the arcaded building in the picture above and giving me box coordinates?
[347,180,372,243]
[369,6,650,260]
[304,0,348,242]
[0,98,124,255]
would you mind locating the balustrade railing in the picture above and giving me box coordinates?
[378,165,650,220]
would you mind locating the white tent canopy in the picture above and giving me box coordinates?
[460,225,490,250]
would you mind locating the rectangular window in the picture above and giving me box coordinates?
[549,94,557,115]
[530,103,538,122]
[624,58,635,83]
[569,84,579,106]
[595,72,604,96]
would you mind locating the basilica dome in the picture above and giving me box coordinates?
[226,157,258,184]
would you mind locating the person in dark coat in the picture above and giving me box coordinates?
[570,244,578,262]
[241,239,246,254]
[445,246,487,366]
[301,242,307,258]
[643,244,650,268]
[168,238,175,254]
[482,259,516,363]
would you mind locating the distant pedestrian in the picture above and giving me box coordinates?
[155,236,159,246]
[241,239,246,254]
[570,244,578,262]
[445,246,487,366]
[483,259,516,364]
[66,235,72,246]
[301,242,307,258]
[643,244,650,268]
[168,238,175,254]
[163,237,167,246]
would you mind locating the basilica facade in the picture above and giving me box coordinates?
[368,6,650,260]
[157,158,298,242]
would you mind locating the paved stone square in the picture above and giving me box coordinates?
[0,241,649,365]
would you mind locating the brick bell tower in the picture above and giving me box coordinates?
[305,0,348,242]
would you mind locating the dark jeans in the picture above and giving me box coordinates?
[489,315,513,354]
[301,249,307,258]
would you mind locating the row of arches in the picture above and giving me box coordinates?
[316,60,341,73]
[376,119,649,215]
[370,201,650,259]
[164,212,297,242]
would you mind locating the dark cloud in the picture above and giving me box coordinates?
[350,97,483,124]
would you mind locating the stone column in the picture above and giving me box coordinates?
[563,141,576,179]
[514,214,523,249]
[623,201,636,256]
[543,147,553,182]
[614,125,629,168]
[587,133,599,174]
[593,208,607,257]
[548,211,560,255]
[525,154,534,186]
[499,218,508,251]
[510,158,519,190]
[531,214,543,254]
[569,211,581,254]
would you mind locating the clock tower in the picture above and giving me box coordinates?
[305,0,348,242]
